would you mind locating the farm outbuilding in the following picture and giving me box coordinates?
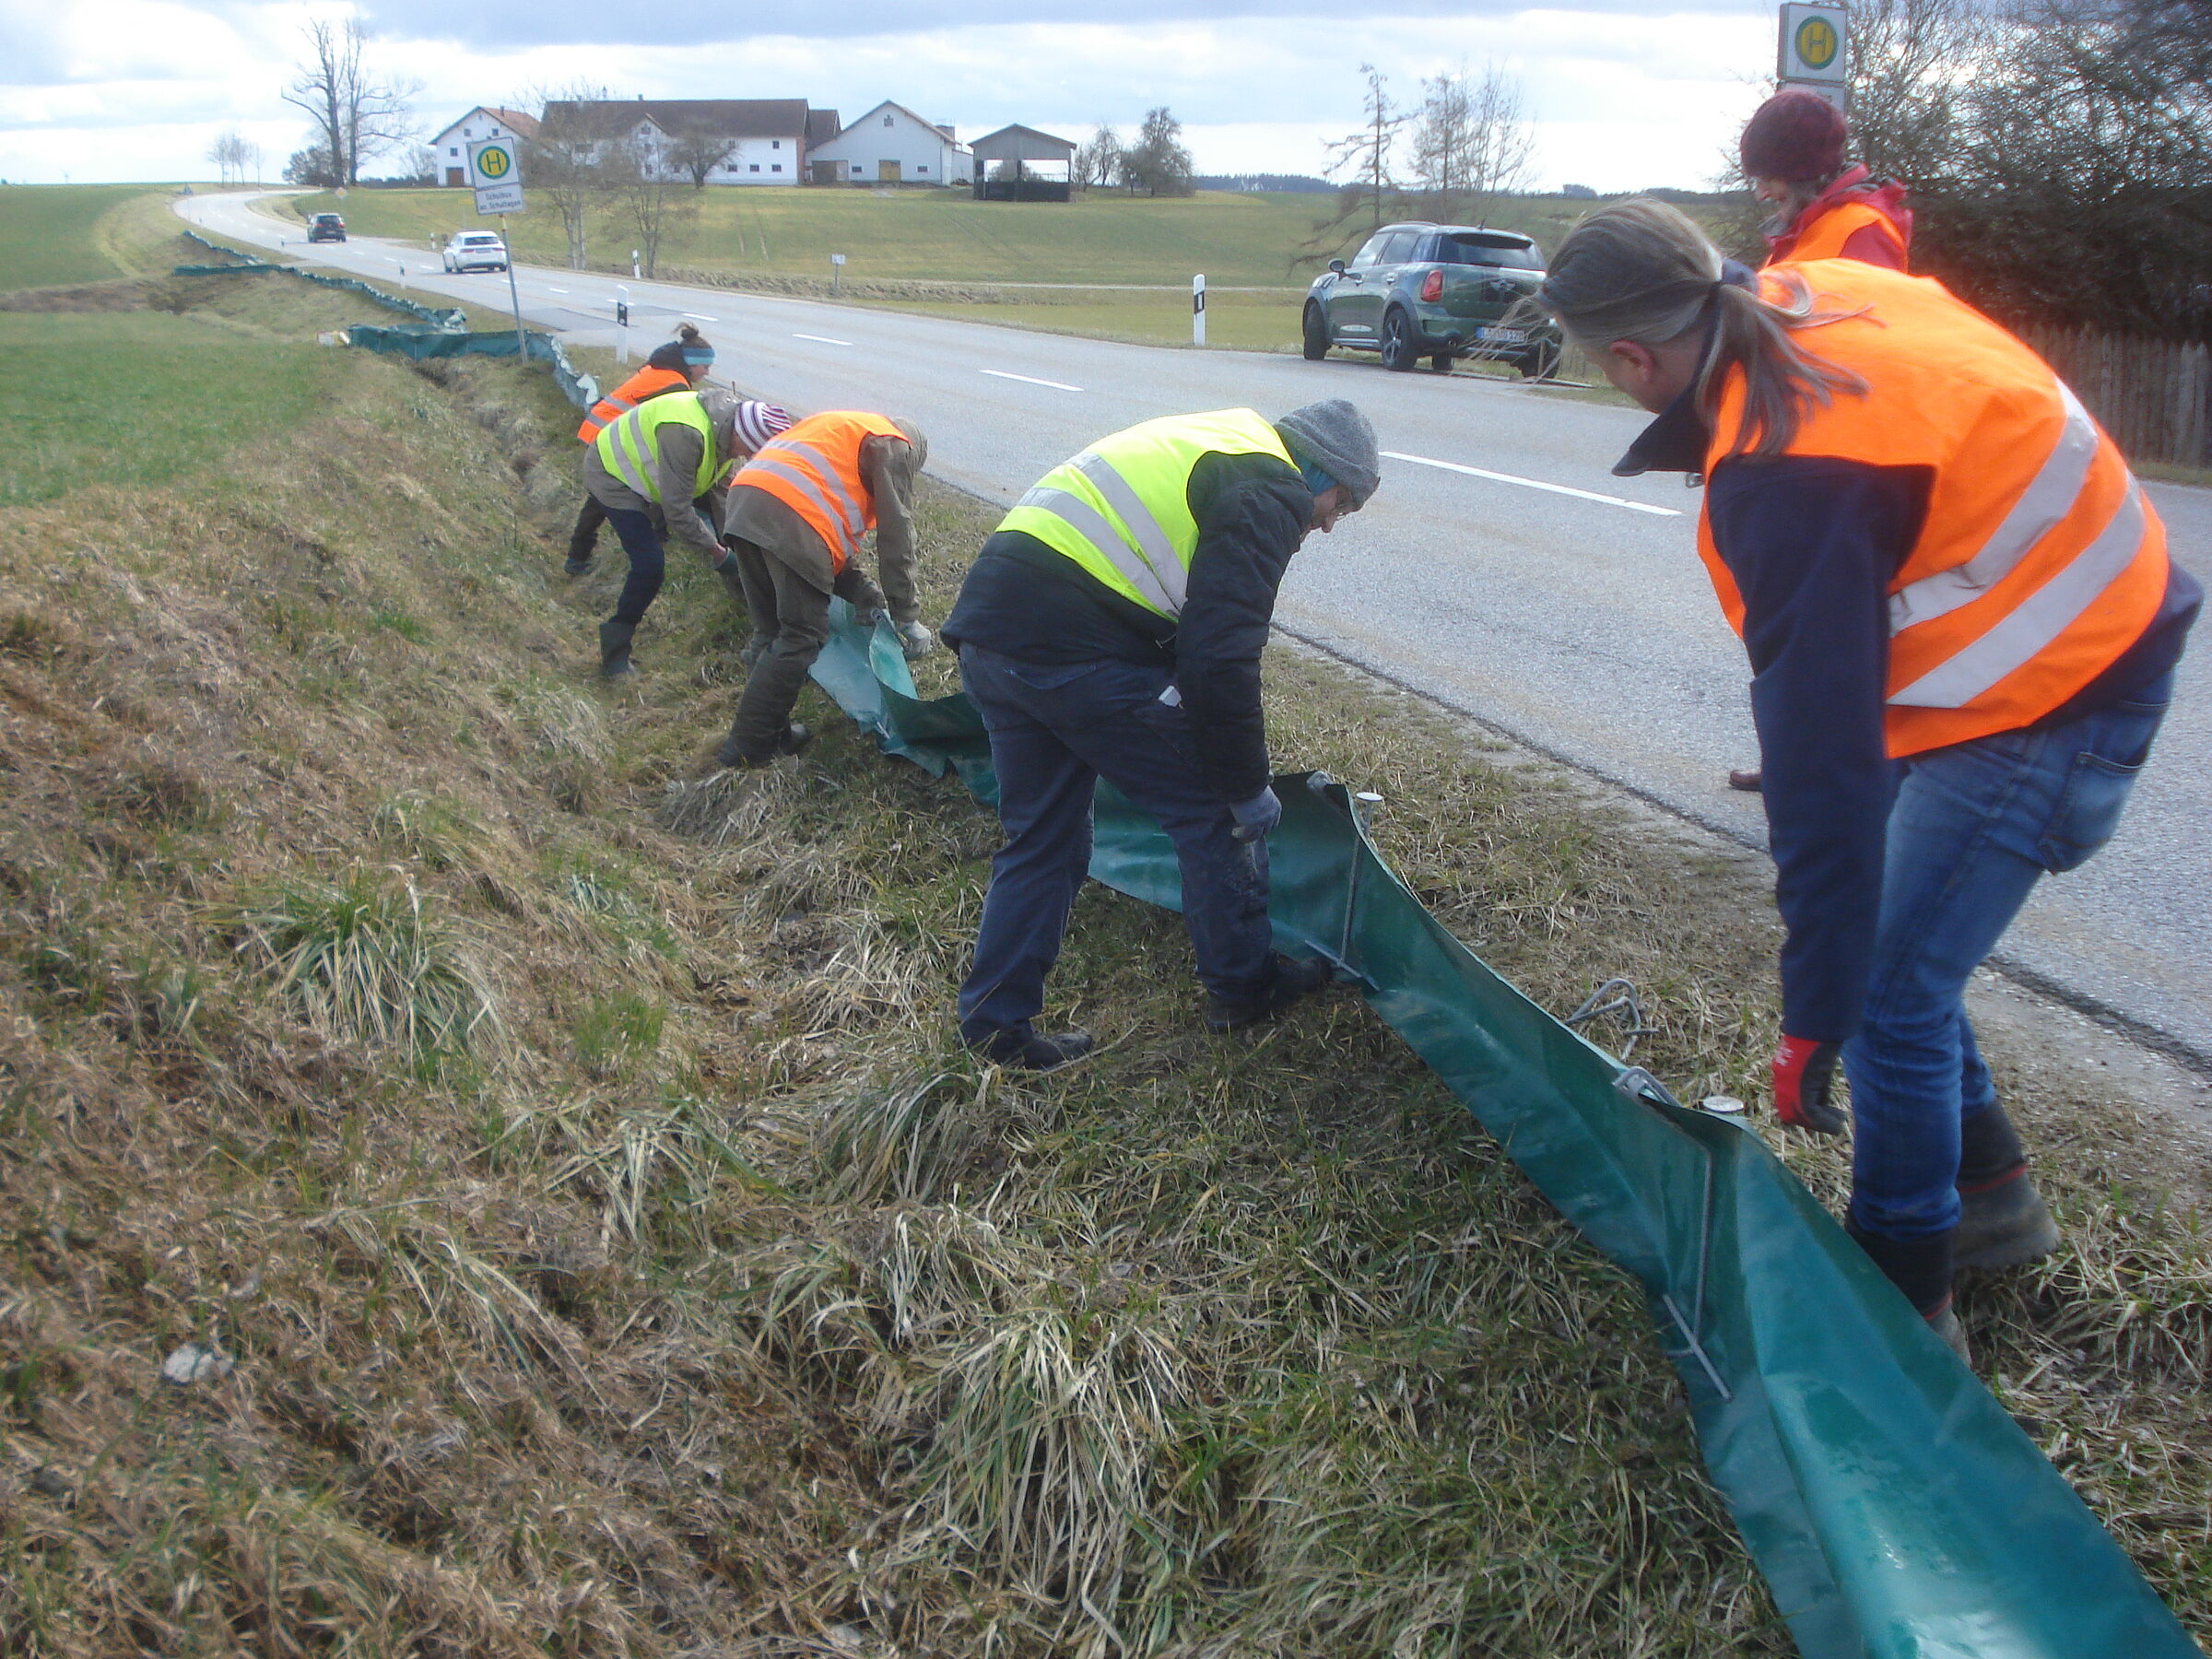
[969,124,1076,201]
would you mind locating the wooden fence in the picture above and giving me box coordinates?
[2018,324,2212,471]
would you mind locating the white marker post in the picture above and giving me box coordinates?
[631,249,641,278]
[830,253,846,298]
[615,285,630,364]
[1193,273,1206,346]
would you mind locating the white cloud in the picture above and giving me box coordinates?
[0,1,1783,190]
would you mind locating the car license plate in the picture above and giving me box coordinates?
[1477,326,1526,344]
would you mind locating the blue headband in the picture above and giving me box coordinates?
[682,347,715,366]
[1299,461,1338,498]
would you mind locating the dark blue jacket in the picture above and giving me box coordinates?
[1618,386,2198,1041]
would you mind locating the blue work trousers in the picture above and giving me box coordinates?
[956,644,1275,1044]
[1844,673,2175,1241]
[603,497,712,628]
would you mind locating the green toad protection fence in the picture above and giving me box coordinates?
[806,606,2203,1659]
[175,229,467,332]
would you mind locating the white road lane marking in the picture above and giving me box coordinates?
[547,287,570,294]
[982,369,1084,393]
[793,332,852,346]
[1382,450,1683,517]
[685,312,719,322]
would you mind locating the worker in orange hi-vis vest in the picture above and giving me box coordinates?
[1535,200,2197,1363]
[1726,89,1915,794]
[713,411,934,767]
[563,324,716,578]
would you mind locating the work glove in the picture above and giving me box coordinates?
[1229,786,1282,843]
[1771,1034,1847,1135]
[897,619,938,659]
[712,551,747,606]
[852,604,883,630]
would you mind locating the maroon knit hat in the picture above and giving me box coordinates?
[1739,89,1847,182]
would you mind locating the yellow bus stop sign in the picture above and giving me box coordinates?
[1794,14,1840,71]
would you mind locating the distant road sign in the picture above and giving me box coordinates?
[1779,3,1848,83]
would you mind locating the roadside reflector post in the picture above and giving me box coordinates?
[1193,272,1206,346]
[615,285,631,364]
[831,252,846,298]
[631,248,641,279]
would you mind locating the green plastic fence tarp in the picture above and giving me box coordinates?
[175,229,466,332]
[805,602,2200,1659]
[343,324,599,411]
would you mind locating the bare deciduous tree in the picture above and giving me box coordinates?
[1075,124,1122,192]
[1324,65,1406,239]
[524,86,613,271]
[606,134,695,277]
[205,130,251,187]
[1121,107,1194,196]
[282,17,419,187]
[665,126,737,189]
[1407,65,1535,224]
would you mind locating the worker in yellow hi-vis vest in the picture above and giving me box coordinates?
[941,401,1382,1071]
[582,388,789,677]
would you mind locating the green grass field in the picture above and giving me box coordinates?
[0,310,359,505]
[0,184,183,291]
[290,186,1618,288]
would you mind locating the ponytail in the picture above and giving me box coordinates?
[1535,198,1869,459]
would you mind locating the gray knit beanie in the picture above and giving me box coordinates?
[1275,399,1381,508]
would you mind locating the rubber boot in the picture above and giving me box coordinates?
[1204,955,1337,1033]
[1847,1220,1970,1362]
[598,619,638,678]
[965,1026,1096,1073]
[714,721,811,770]
[1955,1104,2059,1270]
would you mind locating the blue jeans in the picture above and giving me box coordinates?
[957,644,1275,1042]
[1844,673,2175,1241]
[604,504,666,627]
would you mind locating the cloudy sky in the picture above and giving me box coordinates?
[1,0,1783,192]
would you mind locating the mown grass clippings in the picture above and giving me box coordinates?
[0,247,2203,1659]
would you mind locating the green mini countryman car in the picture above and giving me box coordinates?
[1302,222,1561,378]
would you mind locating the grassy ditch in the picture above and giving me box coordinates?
[0,267,2205,1658]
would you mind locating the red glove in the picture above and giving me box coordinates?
[1771,1035,1847,1135]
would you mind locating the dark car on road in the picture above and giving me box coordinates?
[1303,222,1560,378]
[307,212,347,243]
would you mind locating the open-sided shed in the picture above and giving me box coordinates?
[969,124,1076,201]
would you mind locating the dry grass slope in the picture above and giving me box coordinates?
[0,264,2205,1659]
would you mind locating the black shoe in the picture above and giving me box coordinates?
[564,554,594,577]
[714,721,812,769]
[598,619,637,677]
[1204,955,1336,1033]
[1954,1171,2060,1270]
[967,1027,1095,1072]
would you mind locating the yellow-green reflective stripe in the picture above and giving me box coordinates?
[605,413,656,498]
[1889,483,2150,708]
[1017,483,1180,616]
[1073,451,1186,614]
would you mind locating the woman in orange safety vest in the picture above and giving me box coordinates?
[563,324,716,576]
[1537,200,2196,1360]
[1741,88,1912,272]
[1724,90,1917,794]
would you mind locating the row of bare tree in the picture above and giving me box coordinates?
[1826,0,2211,338]
[521,92,700,277]
[1305,63,1536,257]
[1074,110,1198,196]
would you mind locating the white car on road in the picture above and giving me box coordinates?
[441,232,510,274]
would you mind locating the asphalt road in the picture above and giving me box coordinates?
[177,191,2212,1064]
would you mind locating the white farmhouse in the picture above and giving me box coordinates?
[428,108,539,187]
[534,99,820,185]
[805,102,968,185]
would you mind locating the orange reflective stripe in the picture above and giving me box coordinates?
[727,410,905,572]
[1694,261,2169,758]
